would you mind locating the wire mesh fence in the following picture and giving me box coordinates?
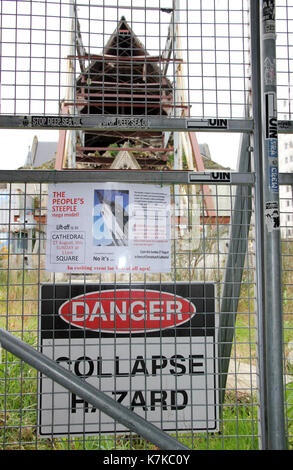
[0,0,292,453]
[0,1,291,120]
[280,177,293,448]
[0,0,251,119]
[0,174,291,450]
[0,176,262,450]
[0,0,291,120]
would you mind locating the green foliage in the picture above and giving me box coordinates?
[0,332,38,449]
[285,383,293,448]
[0,263,292,450]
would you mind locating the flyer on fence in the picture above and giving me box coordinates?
[45,182,171,273]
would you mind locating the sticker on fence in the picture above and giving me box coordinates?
[265,92,277,140]
[38,283,219,436]
[46,183,171,273]
[265,201,280,231]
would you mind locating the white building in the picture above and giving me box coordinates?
[0,187,36,256]
[278,100,293,238]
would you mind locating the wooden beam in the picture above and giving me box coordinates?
[55,104,68,170]
[76,146,173,153]
[64,101,187,109]
[76,155,168,164]
[80,80,170,88]
[55,129,67,170]
[76,92,171,100]
[188,132,216,218]
[68,54,183,63]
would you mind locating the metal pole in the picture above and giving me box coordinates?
[249,0,267,450]
[260,0,286,449]
[69,0,77,168]
[0,328,189,451]
[173,0,181,171]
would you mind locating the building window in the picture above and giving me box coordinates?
[13,231,28,252]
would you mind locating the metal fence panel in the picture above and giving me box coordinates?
[280,174,293,449]
[0,0,292,452]
[0,175,262,450]
[0,0,251,120]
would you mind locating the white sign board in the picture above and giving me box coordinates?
[46,183,171,273]
[38,283,219,436]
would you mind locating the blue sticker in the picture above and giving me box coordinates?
[268,138,278,158]
[269,166,279,192]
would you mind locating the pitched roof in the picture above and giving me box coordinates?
[103,16,148,57]
[25,136,57,168]
[76,16,173,110]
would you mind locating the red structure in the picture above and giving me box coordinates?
[58,17,175,169]
[55,15,216,217]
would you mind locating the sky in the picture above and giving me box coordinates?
[0,0,281,171]
[0,129,59,170]
[0,129,241,171]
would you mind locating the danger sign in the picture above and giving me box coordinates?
[58,289,196,333]
[38,283,218,436]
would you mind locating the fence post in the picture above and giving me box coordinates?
[250,0,267,450]
[259,0,286,449]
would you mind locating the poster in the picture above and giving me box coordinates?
[46,183,171,273]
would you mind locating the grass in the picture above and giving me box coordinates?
[0,344,260,450]
[0,265,292,450]
[0,325,266,451]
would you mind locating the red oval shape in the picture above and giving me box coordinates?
[58,289,196,333]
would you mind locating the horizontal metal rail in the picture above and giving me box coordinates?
[0,169,255,185]
[0,327,189,451]
[0,170,292,186]
[1,169,291,186]
[0,115,292,133]
[0,115,254,132]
